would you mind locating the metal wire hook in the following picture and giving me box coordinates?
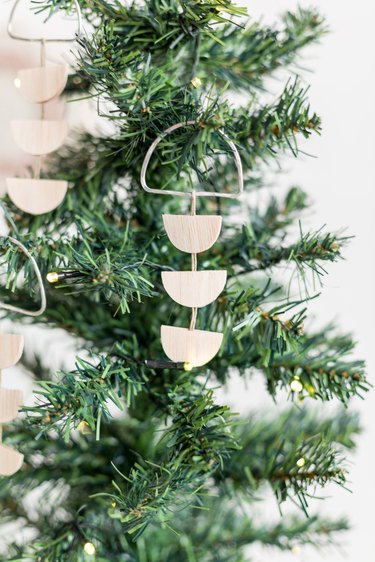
[8,0,82,43]
[140,120,244,199]
[0,237,46,317]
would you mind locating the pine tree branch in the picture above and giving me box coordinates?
[220,407,359,513]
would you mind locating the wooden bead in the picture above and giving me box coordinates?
[0,334,24,370]
[163,215,222,253]
[0,389,23,424]
[6,178,68,215]
[161,325,223,367]
[16,65,68,103]
[11,120,68,155]
[161,270,227,308]
[0,444,23,476]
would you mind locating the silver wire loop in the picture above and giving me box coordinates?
[140,120,244,199]
[8,0,82,43]
[0,237,46,317]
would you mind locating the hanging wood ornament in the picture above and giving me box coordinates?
[5,0,82,215]
[0,236,46,476]
[140,120,243,368]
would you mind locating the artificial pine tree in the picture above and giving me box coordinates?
[0,1,370,560]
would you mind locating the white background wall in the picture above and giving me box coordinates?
[243,1,375,561]
[0,1,374,561]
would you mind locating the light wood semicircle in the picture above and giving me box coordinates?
[6,178,68,215]
[163,214,222,253]
[161,325,223,367]
[0,444,24,476]
[11,120,68,155]
[16,65,68,103]
[161,270,227,308]
[0,334,24,370]
[0,388,23,424]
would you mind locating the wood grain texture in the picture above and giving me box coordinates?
[6,178,68,215]
[163,214,222,253]
[0,334,24,370]
[17,65,68,103]
[0,444,23,476]
[0,388,23,424]
[161,325,223,367]
[11,120,68,155]
[161,270,227,308]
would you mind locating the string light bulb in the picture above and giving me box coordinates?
[14,77,21,88]
[190,76,202,88]
[296,457,306,467]
[183,362,194,372]
[46,271,59,284]
[78,420,91,435]
[46,270,82,284]
[290,377,303,393]
[83,542,96,556]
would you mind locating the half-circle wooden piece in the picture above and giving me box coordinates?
[0,388,23,424]
[161,270,227,308]
[0,334,24,370]
[163,215,222,253]
[16,65,68,103]
[11,120,68,155]
[6,178,68,215]
[161,325,223,367]
[0,444,23,476]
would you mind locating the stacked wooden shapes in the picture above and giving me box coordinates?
[6,43,69,215]
[140,120,244,368]
[160,211,226,367]
[0,334,24,476]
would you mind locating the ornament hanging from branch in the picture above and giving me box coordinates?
[5,0,82,215]
[0,236,46,476]
[140,120,243,368]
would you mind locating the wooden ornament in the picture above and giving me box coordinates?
[0,388,23,424]
[11,120,68,155]
[161,270,227,308]
[163,215,222,254]
[16,65,68,103]
[0,334,24,370]
[141,122,243,368]
[6,178,68,215]
[161,325,223,367]
[0,444,24,476]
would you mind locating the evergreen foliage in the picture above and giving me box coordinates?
[0,1,369,560]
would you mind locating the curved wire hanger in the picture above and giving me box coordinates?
[140,120,244,199]
[8,0,82,43]
[0,236,46,317]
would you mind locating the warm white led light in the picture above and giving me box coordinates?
[84,542,96,556]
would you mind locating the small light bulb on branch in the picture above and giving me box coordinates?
[78,421,91,435]
[46,270,83,284]
[184,362,194,372]
[190,76,202,88]
[83,542,96,556]
[296,457,306,467]
[290,378,303,393]
[46,272,59,284]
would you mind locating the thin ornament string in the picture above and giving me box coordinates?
[189,189,198,331]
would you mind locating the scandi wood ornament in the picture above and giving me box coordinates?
[0,333,24,476]
[6,178,68,216]
[16,65,68,104]
[140,120,243,368]
[6,0,82,215]
[10,120,68,156]
[162,215,223,254]
[0,236,47,476]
